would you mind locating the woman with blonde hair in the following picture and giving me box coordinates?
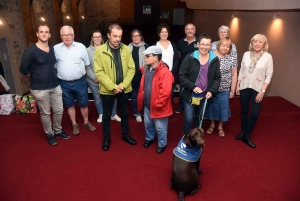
[86,30,120,123]
[205,37,237,137]
[235,34,273,148]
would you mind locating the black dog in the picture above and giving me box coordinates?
[170,128,205,201]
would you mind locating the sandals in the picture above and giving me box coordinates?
[207,126,214,134]
[218,128,225,138]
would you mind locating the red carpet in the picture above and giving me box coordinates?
[0,96,300,201]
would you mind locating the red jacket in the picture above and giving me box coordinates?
[137,61,174,118]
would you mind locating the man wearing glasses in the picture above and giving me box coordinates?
[137,46,174,154]
[54,26,96,135]
[94,24,136,151]
[176,23,199,114]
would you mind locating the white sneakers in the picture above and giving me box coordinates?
[99,114,141,123]
[97,114,102,123]
[136,115,142,123]
[111,114,121,122]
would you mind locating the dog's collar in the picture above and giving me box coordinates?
[173,137,202,162]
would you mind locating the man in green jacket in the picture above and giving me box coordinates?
[94,23,136,151]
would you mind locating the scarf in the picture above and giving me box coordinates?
[128,41,146,67]
[249,50,264,73]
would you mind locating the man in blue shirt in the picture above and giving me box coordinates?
[54,26,96,135]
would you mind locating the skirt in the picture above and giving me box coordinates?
[205,91,231,122]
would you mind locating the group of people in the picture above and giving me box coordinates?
[19,22,273,152]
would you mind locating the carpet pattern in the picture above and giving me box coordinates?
[0,96,299,201]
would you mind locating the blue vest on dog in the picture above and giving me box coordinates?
[173,137,202,162]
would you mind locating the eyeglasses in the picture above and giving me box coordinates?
[61,34,74,38]
[199,44,211,47]
[185,28,195,31]
[145,54,155,58]
[92,36,102,39]
[132,35,141,38]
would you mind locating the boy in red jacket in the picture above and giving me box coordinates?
[137,46,174,154]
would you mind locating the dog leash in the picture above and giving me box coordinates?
[198,97,208,129]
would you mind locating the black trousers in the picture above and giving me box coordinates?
[101,92,130,139]
[240,88,263,136]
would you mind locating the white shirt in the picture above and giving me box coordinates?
[54,41,90,81]
[156,41,174,71]
[238,51,273,92]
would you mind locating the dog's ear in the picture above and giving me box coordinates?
[183,133,192,146]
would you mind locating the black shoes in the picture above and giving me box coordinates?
[235,132,244,140]
[103,136,136,151]
[241,136,256,148]
[56,130,71,139]
[156,146,166,154]
[102,139,110,151]
[47,134,57,146]
[122,136,137,145]
[143,140,154,148]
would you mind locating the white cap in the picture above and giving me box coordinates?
[143,46,162,55]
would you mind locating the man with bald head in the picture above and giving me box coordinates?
[54,25,96,135]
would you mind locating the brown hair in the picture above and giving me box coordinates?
[36,23,50,33]
[131,29,144,41]
[90,29,104,46]
[157,23,170,38]
[107,23,123,34]
[198,33,212,43]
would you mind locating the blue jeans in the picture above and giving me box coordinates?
[182,98,206,135]
[88,83,117,116]
[144,106,168,147]
[131,87,140,116]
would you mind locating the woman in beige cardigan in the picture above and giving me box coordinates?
[235,34,273,148]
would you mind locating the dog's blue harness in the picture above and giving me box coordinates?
[173,138,202,162]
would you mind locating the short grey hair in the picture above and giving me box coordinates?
[184,23,196,31]
[218,25,230,36]
[60,26,74,35]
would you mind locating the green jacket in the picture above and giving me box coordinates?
[94,43,135,95]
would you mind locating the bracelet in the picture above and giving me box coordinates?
[230,91,235,94]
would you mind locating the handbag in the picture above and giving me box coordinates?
[0,94,15,115]
[13,94,37,114]
[191,92,203,105]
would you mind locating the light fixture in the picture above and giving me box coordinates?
[0,20,2,25]
[40,17,45,21]
[231,14,237,19]
[81,16,84,19]
[66,16,70,19]
[271,13,280,20]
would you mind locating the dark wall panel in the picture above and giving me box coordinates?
[134,0,160,25]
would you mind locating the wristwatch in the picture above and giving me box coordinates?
[261,89,266,93]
